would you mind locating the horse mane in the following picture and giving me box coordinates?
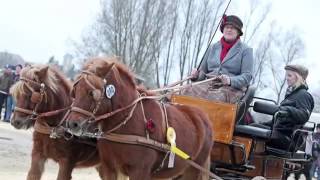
[10,65,72,100]
[83,57,158,96]
[83,57,136,88]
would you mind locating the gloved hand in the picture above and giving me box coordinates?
[277,110,289,118]
[190,69,199,81]
[277,106,290,117]
[218,74,231,86]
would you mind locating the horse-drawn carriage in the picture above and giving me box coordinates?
[171,86,314,180]
[10,58,314,180]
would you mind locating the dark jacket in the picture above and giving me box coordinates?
[0,72,14,93]
[274,84,314,137]
[196,40,253,90]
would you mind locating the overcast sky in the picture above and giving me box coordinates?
[0,0,319,89]
[0,0,99,62]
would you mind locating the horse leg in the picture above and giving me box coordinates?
[116,169,129,180]
[128,168,152,180]
[95,165,105,180]
[97,162,119,180]
[26,153,46,180]
[56,159,74,180]
[200,155,211,180]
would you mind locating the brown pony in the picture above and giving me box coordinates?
[10,65,103,180]
[67,57,213,180]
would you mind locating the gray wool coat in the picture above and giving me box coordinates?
[196,40,253,90]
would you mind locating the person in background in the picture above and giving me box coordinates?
[309,124,320,179]
[0,64,14,121]
[254,64,314,154]
[4,64,23,121]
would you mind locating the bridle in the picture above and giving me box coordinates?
[70,70,107,123]
[69,64,161,134]
[69,64,133,127]
[13,77,69,122]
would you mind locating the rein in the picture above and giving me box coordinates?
[14,76,70,137]
[150,75,221,93]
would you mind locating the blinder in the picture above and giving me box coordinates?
[91,89,102,102]
[70,88,75,98]
[31,91,42,103]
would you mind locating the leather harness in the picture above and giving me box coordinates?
[69,66,222,180]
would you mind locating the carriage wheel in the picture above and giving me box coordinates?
[251,176,266,180]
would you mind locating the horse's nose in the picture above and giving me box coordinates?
[11,120,21,128]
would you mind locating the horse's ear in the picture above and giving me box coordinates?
[35,66,49,79]
[96,62,115,78]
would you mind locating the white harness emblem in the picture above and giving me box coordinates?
[105,85,116,99]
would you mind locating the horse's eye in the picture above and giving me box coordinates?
[89,91,94,97]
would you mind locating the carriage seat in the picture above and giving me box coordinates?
[236,86,256,124]
[234,125,271,139]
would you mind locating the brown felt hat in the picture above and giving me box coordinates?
[285,64,309,80]
[220,15,243,36]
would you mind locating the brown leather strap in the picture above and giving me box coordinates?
[38,107,69,118]
[14,107,35,115]
[34,120,52,135]
[101,133,170,152]
[105,102,139,134]
[99,133,222,180]
[95,95,164,122]
[71,107,95,117]
[185,159,223,180]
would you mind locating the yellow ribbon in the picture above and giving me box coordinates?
[166,127,190,160]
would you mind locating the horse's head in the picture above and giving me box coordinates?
[10,65,72,129]
[67,57,138,136]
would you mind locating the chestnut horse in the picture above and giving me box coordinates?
[10,65,104,180]
[67,57,213,180]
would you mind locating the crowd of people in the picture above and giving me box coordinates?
[0,64,23,122]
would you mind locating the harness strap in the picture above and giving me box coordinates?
[34,120,53,135]
[94,95,165,122]
[38,107,69,118]
[14,107,35,115]
[71,107,95,118]
[101,133,170,152]
[159,102,167,136]
[99,133,222,180]
[105,102,139,134]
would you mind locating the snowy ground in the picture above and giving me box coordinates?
[0,121,313,180]
[0,121,99,180]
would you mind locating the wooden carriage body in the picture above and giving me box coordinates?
[170,94,307,179]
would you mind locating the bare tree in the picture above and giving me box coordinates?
[251,28,274,88]
[160,1,179,86]
[243,0,271,45]
[178,0,223,80]
[74,0,175,87]
[0,51,25,68]
[269,30,305,103]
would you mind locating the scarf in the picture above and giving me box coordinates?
[220,36,239,62]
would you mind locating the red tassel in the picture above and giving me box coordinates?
[222,14,227,24]
[146,119,155,133]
